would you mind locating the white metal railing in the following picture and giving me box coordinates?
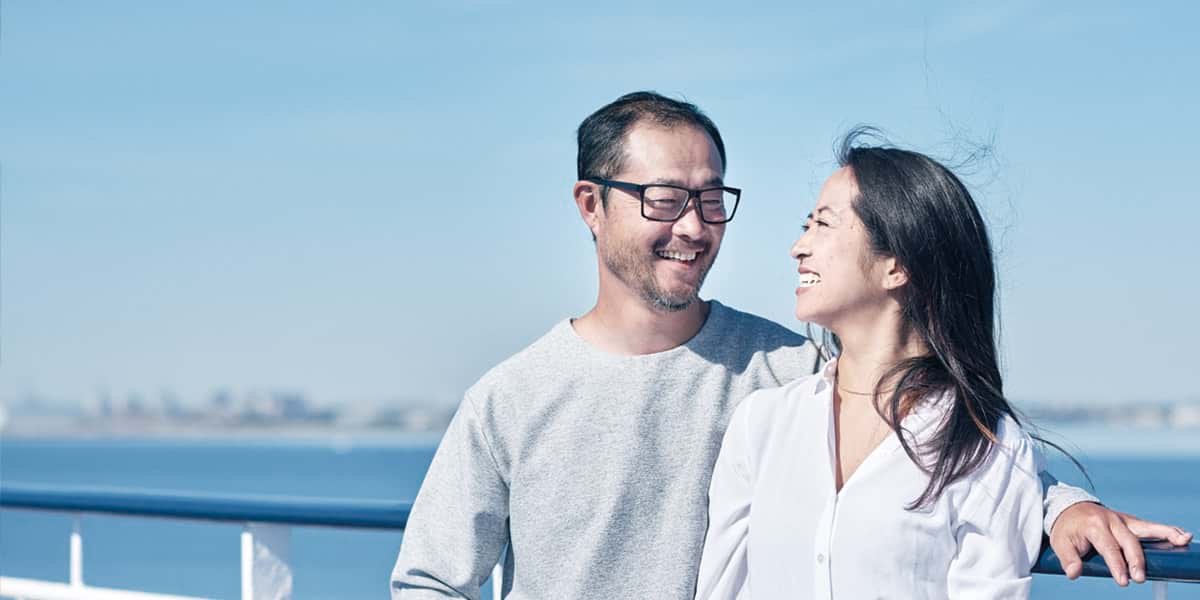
[4,484,1196,598]
[0,484,504,600]
[1,517,298,600]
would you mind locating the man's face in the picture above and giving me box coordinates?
[594,123,726,312]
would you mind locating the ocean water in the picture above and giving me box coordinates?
[1,431,1197,599]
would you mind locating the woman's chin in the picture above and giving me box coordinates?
[793,306,830,329]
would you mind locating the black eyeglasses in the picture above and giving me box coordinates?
[586,177,741,224]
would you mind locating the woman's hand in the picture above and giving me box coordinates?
[1049,503,1193,585]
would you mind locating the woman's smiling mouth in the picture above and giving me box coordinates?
[798,269,821,287]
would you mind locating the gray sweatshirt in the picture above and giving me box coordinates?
[390,301,1093,599]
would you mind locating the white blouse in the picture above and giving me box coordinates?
[695,362,1044,600]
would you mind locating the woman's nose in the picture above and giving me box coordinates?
[790,238,809,260]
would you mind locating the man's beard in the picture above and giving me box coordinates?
[601,237,714,313]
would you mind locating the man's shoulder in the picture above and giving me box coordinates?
[709,301,816,356]
[465,319,578,400]
[712,301,805,341]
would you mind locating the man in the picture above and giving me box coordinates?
[391,92,1191,598]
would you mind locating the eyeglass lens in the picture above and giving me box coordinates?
[642,186,735,222]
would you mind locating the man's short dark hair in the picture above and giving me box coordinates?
[577,91,727,205]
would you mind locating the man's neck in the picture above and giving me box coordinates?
[572,293,710,356]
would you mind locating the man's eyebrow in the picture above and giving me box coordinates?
[647,176,725,188]
[648,177,685,186]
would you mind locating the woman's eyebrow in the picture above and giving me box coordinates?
[812,206,839,220]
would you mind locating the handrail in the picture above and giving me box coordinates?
[0,483,410,530]
[2,483,1198,587]
[1034,541,1200,583]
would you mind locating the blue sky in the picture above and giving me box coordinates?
[3,1,1198,409]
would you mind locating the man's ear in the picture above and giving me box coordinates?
[881,256,908,290]
[573,180,603,239]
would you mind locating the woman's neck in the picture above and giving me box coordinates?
[833,311,925,408]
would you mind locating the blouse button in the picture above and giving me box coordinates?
[817,553,826,564]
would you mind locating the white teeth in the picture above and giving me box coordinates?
[798,273,821,287]
[657,250,698,262]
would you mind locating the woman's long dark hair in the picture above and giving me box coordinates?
[834,128,1072,508]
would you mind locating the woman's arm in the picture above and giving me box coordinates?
[946,417,1044,599]
[694,398,757,600]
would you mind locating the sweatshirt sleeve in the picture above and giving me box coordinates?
[390,392,509,600]
[947,419,1044,599]
[694,398,754,600]
[1039,467,1100,536]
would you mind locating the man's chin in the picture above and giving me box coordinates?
[643,286,701,313]
[651,297,692,312]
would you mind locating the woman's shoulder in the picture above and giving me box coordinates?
[994,415,1036,458]
[968,414,1040,486]
[731,372,828,435]
[739,371,825,410]
[951,414,1045,532]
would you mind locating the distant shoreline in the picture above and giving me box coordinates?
[1020,423,1200,458]
[0,425,445,448]
[3,423,1200,457]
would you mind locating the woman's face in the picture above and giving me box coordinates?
[790,167,896,332]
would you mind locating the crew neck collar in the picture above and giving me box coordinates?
[562,300,727,361]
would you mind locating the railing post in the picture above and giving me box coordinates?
[1154,580,1168,599]
[69,515,83,588]
[241,526,253,600]
[492,562,502,600]
[241,522,293,600]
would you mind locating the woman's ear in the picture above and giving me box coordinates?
[881,256,909,290]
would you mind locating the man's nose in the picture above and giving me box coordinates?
[672,196,706,238]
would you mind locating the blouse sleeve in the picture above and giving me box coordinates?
[946,418,1045,599]
[693,397,756,600]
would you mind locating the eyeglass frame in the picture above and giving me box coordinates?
[585,177,741,224]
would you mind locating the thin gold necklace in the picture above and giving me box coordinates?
[836,384,896,396]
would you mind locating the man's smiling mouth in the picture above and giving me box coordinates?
[656,250,699,262]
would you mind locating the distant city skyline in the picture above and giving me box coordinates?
[3,2,1199,408]
[4,384,1198,442]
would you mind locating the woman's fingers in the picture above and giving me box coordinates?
[1089,527,1130,586]
[1109,513,1146,583]
[1120,511,1194,545]
[1048,532,1085,579]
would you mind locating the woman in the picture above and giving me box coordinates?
[695,132,1044,599]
